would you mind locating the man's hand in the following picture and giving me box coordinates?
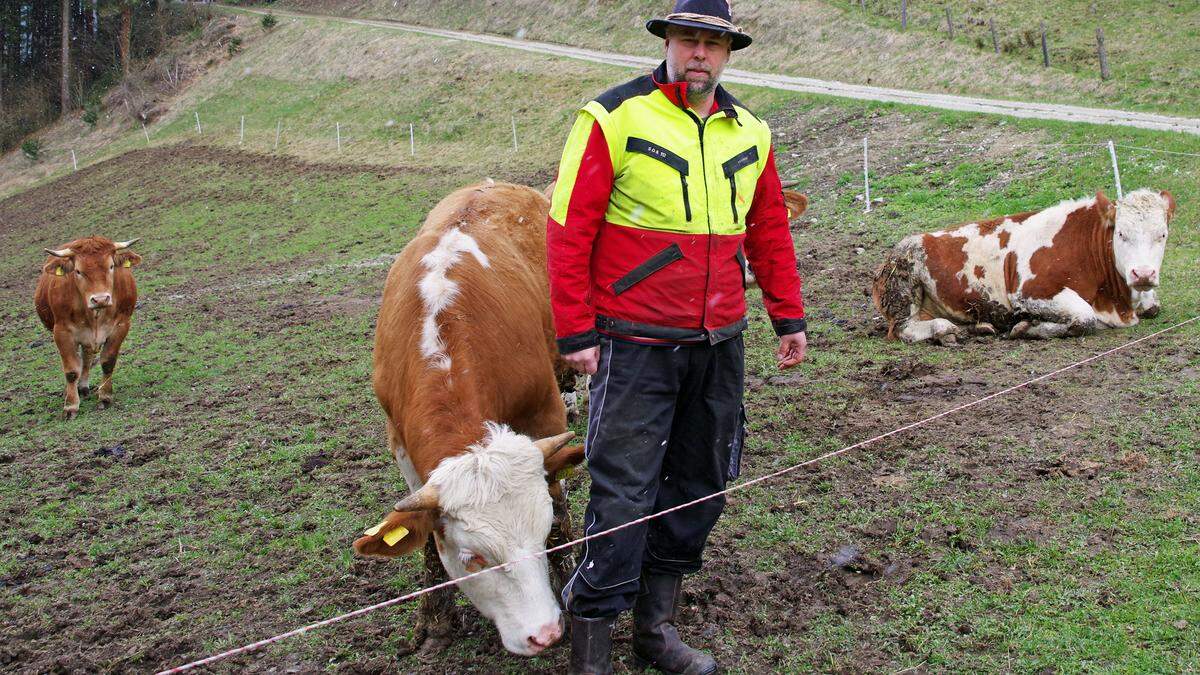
[563,346,600,375]
[776,331,807,370]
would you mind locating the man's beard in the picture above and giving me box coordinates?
[669,62,719,99]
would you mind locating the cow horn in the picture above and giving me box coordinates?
[113,238,140,251]
[44,247,73,258]
[393,484,440,512]
[534,431,575,459]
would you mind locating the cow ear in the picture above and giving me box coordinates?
[1095,191,1116,227]
[782,190,808,220]
[545,444,586,481]
[1161,190,1176,222]
[352,509,434,559]
[115,251,142,269]
[43,257,73,276]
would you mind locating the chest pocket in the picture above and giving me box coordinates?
[626,137,691,222]
[721,146,759,224]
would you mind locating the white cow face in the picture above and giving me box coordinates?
[1112,189,1174,292]
[419,425,573,656]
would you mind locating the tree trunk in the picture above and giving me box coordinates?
[120,3,131,80]
[61,0,71,113]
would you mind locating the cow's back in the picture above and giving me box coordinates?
[374,183,557,442]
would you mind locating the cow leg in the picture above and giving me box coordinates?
[547,480,575,593]
[52,329,81,420]
[78,344,96,397]
[407,537,459,658]
[96,321,131,409]
[898,317,961,344]
[1010,290,1098,339]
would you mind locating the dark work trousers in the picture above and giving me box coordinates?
[562,335,746,619]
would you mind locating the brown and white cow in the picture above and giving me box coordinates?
[353,182,585,656]
[873,189,1175,343]
[34,236,142,419]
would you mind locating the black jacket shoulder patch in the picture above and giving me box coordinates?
[594,75,658,113]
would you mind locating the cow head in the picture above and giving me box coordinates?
[44,237,141,311]
[1104,189,1174,292]
[354,424,585,656]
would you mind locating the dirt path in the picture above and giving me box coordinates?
[225,5,1200,136]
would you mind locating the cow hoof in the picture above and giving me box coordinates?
[63,408,78,421]
[78,386,90,397]
[98,399,113,410]
[1008,321,1032,339]
[1138,304,1161,319]
[970,322,996,336]
[935,333,959,346]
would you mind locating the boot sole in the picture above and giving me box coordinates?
[631,652,718,675]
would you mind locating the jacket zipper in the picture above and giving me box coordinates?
[685,108,714,337]
[681,174,692,221]
[728,176,739,223]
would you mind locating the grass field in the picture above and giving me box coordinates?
[1,9,1199,673]
[269,0,1200,115]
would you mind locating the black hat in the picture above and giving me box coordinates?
[646,0,752,51]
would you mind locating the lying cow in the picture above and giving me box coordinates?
[34,237,142,419]
[354,182,584,656]
[873,189,1175,343]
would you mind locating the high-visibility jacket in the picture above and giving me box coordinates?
[548,63,806,353]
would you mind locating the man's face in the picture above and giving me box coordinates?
[664,27,732,98]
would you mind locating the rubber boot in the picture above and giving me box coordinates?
[631,573,717,674]
[569,614,616,675]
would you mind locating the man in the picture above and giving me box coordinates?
[547,1,807,673]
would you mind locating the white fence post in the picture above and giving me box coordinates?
[409,123,415,156]
[142,121,151,145]
[336,122,342,153]
[274,120,281,150]
[863,136,871,213]
[195,112,202,135]
[71,149,78,171]
[1107,140,1123,199]
[511,115,518,152]
[239,115,245,144]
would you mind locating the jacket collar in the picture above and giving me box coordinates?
[651,61,738,119]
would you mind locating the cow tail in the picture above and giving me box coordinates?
[871,255,917,341]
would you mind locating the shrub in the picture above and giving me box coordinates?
[261,13,278,31]
[21,139,41,161]
[228,36,243,57]
[82,103,100,129]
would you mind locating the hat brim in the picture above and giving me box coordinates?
[646,18,752,50]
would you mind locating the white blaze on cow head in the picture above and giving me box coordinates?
[354,425,584,656]
[1109,189,1174,292]
[44,238,141,310]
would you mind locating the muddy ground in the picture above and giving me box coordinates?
[1,103,1197,674]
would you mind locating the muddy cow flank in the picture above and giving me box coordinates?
[34,236,142,419]
[354,182,585,656]
[873,189,1175,343]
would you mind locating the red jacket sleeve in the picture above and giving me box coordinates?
[743,146,807,335]
[546,118,614,353]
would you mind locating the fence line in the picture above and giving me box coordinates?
[158,314,1200,673]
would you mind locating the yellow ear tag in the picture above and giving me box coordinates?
[55,267,64,276]
[363,519,389,537]
[123,260,131,268]
[382,525,410,546]
[786,208,794,219]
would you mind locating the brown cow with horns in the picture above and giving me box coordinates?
[34,236,142,419]
[353,181,586,656]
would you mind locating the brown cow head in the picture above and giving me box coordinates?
[783,190,809,220]
[353,426,584,656]
[44,237,141,311]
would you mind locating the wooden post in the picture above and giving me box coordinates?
[989,18,999,53]
[1041,21,1050,67]
[862,137,871,213]
[901,0,908,30]
[945,8,954,39]
[1096,27,1111,80]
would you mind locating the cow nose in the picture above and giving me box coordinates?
[89,293,112,307]
[1131,268,1158,286]
[527,619,563,651]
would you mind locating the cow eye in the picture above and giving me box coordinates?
[460,551,488,573]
